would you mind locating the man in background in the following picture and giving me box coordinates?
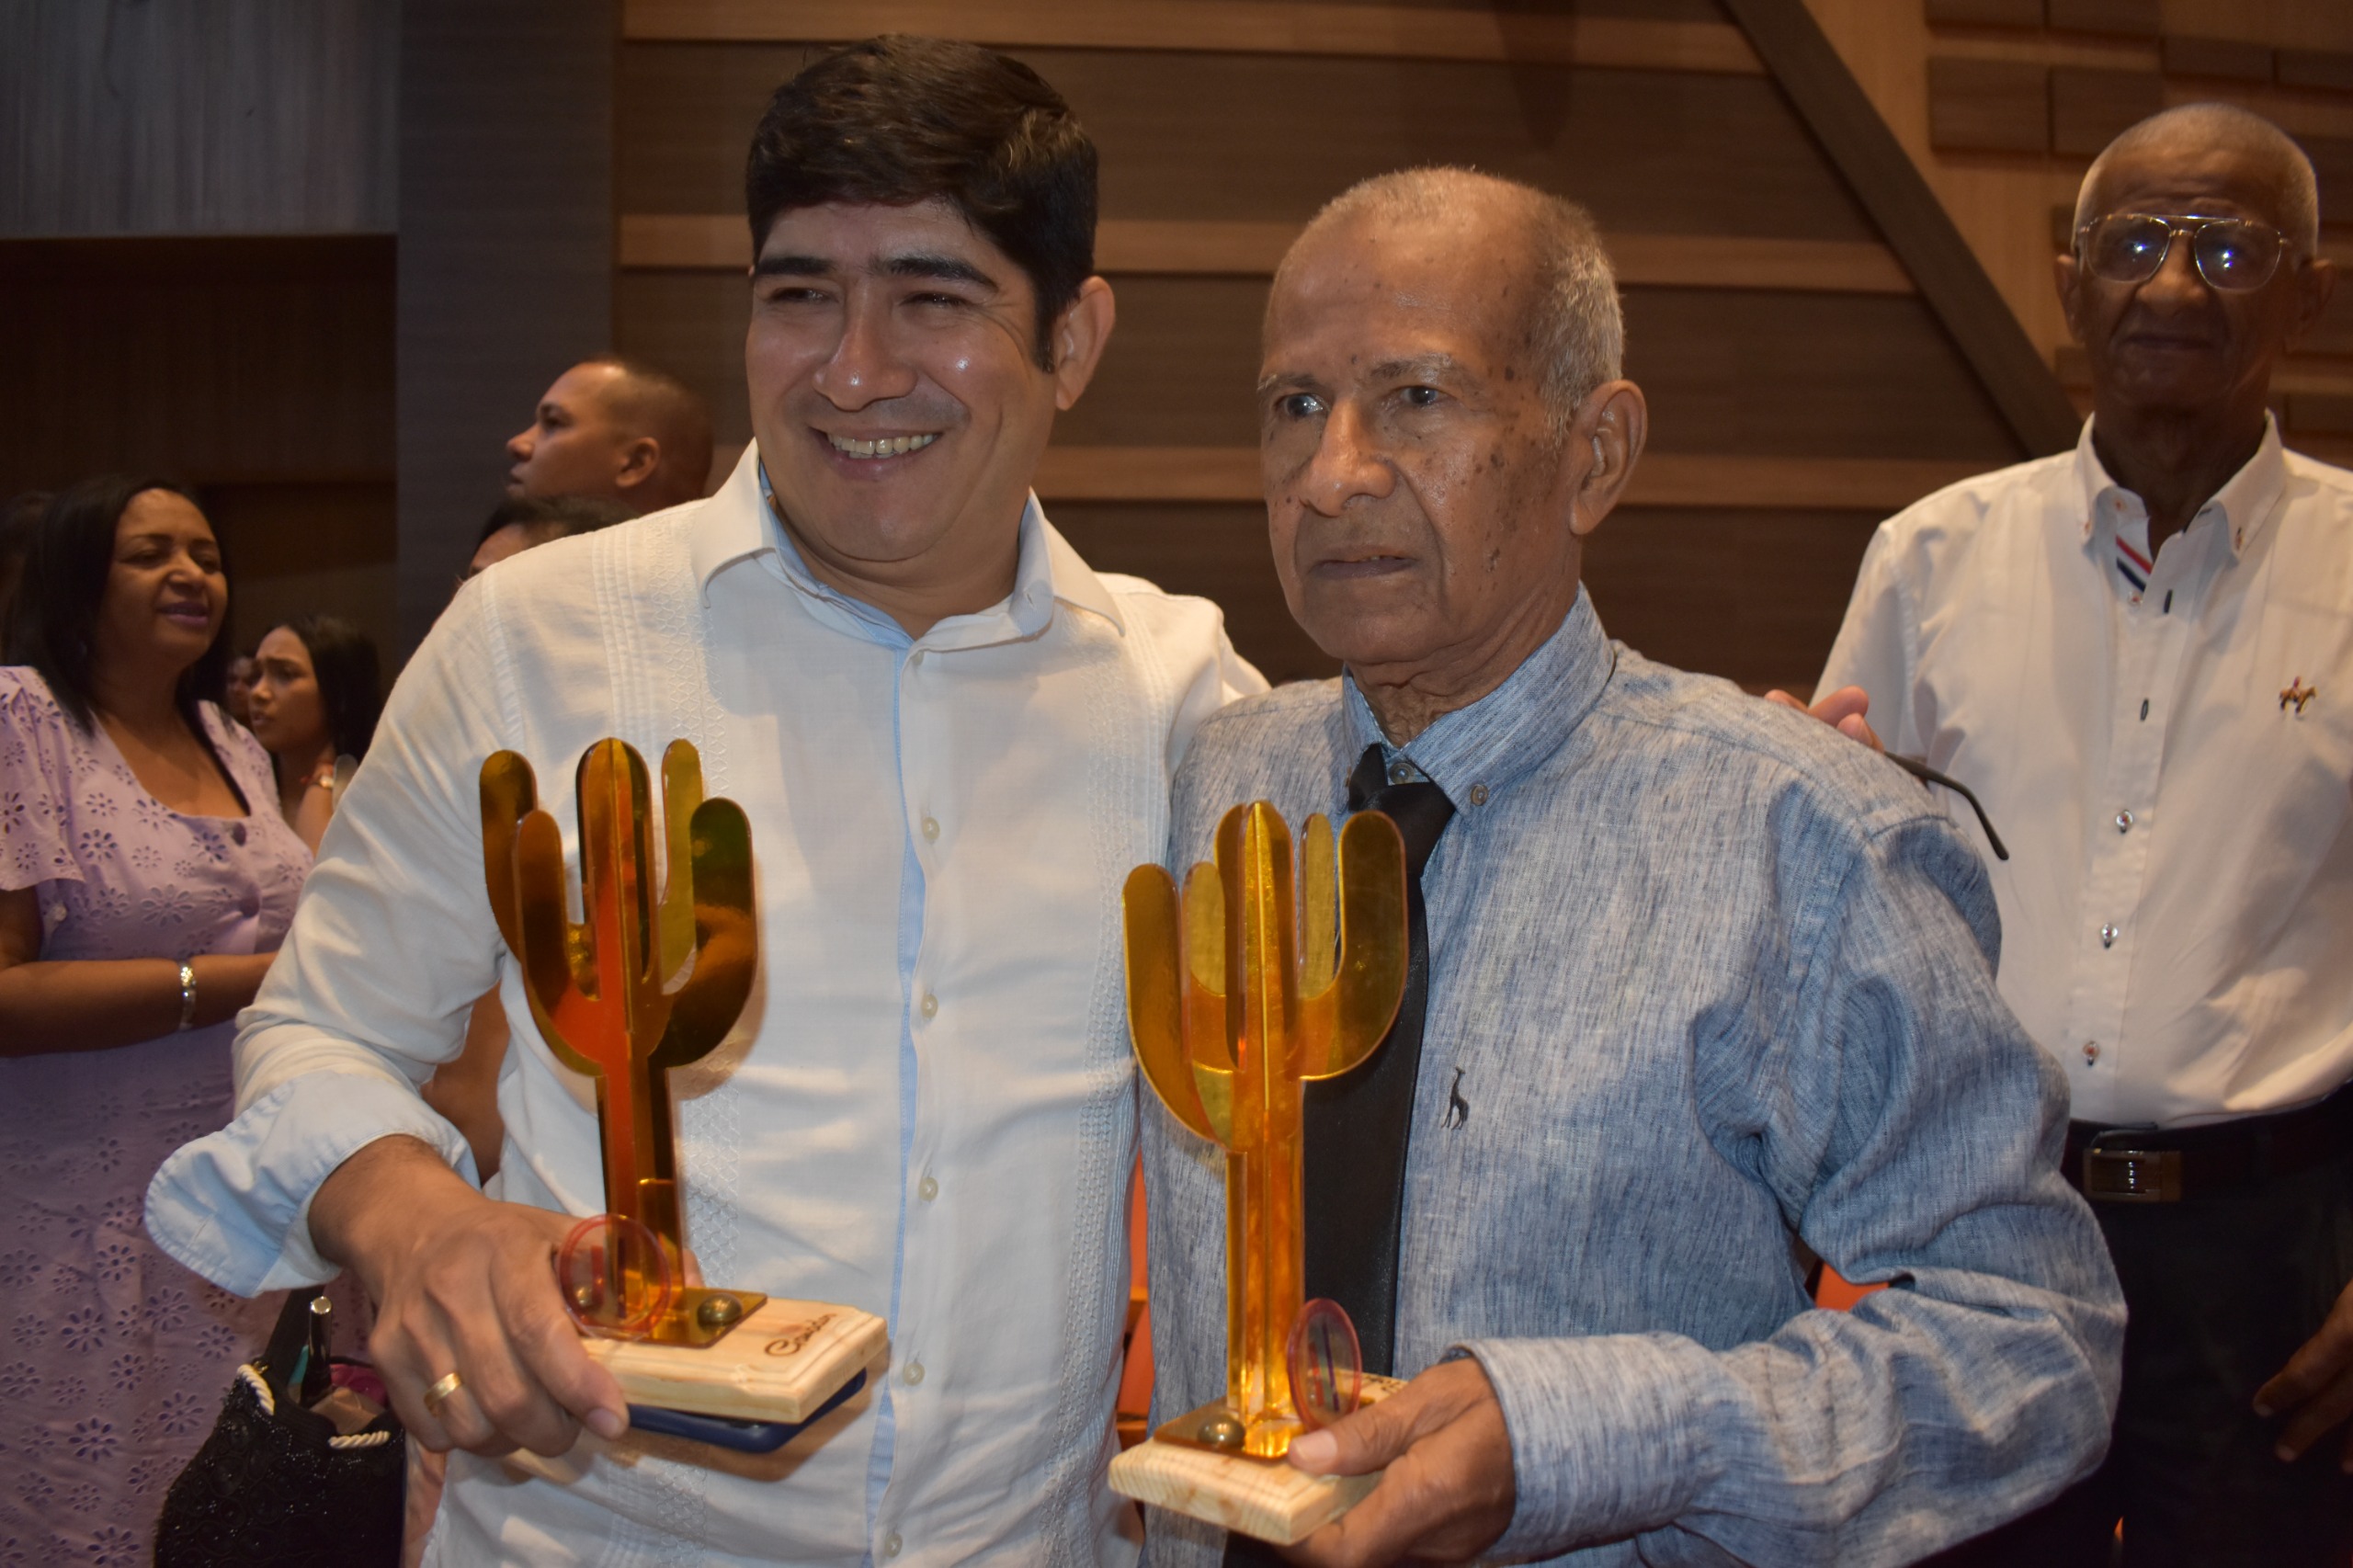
[1802,103,2349,1564]
[505,355,715,516]
[461,493,635,583]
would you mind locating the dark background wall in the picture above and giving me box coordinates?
[395,0,615,653]
[0,0,399,660]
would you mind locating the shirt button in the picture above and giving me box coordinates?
[229,824,247,846]
[919,992,938,1021]
[2083,1041,2100,1065]
[2114,809,2134,833]
[907,651,925,670]
[917,1175,938,1201]
[1466,784,1488,807]
[903,1359,925,1386]
[921,816,939,842]
[239,892,260,918]
[2100,923,2118,948]
[1387,763,1410,785]
[883,1532,904,1559]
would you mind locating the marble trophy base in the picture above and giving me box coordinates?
[581,1295,888,1422]
[1109,1375,1404,1544]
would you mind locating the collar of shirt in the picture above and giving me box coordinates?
[1340,586,1615,808]
[2072,412,2288,574]
[683,445,1125,651]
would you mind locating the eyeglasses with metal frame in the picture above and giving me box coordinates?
[2074,212,2293,294]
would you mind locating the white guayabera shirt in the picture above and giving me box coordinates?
[145,447,1264,1567]
[1822,416,2353,1129]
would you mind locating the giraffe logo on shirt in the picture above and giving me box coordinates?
[1442,1066,1471,1129]
[2281,677,2316,716]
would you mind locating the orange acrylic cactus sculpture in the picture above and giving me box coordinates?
[1122,801,1407,1458]
[480,738,761,1345]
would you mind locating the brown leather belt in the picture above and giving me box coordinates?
[2064,1089,2353,1204]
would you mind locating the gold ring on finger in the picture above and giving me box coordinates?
[423,1369,465,1415]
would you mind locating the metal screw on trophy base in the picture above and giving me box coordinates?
[1198,1415,1246,1452]
[697,1294,745,1331]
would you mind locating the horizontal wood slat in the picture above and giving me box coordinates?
[622,1,1765,74]
[701,442,1982,509]
[1016,447,1981,509]
[620,215,1915,293]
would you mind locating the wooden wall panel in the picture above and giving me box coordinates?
[2048,65,2165,154]
[1044,503,1331,686]
[620,45,1881,241]
[616,272,754,448]
[0,0,396,237]
[1927,56,2050,152]
[397,0,618,653]
[1621,288,2021,459]
[2277,50,2353,95]
[1584,505,1883,693]
[0,235,399,667]
[1925,0,2042,27]
[0,237,395,491]
[2160,35,2274,80]
[2046,0,2160,39]
[198,482,401,663]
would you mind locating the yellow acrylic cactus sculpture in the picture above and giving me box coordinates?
[480,739,761,1344]
[1122,801,1407,1458]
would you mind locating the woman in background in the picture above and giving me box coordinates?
[244,613,381,853]
[0,477,310,1563]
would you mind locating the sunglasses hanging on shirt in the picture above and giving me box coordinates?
[1889,755,2010,862]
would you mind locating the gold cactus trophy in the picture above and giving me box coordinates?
[1107,801,1410,1544]
[480,739,885,1452]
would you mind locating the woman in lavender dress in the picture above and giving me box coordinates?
[0,478,312,1565]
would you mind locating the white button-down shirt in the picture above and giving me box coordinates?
[1820,417,2353,1129]
[145,447,1263,1565]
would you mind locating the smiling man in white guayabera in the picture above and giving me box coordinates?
[146,36,1259,1567]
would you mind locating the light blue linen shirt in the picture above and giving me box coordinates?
[1142,590,2124,1566]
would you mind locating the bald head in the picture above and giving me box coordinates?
[1282,168,1624,436]
[2075,103,2320,250]
[505,357,716,516]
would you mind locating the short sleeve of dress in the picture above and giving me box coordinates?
[0,668,85,892]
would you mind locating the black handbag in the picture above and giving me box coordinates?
[154,1288,406,1567]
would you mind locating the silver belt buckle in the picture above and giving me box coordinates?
[2082,1145,2182,1203]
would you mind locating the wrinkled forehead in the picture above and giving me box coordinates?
[2085,140,2295,227]
[1266,211,1529,370]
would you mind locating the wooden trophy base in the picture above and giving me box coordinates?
[581,1295,888,1422]
[1109,1375,1404,1545]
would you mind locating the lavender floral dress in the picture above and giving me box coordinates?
[0,666,312,1565]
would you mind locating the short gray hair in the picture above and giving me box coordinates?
[2074,103,2321,251]
[1289,167,1624,430]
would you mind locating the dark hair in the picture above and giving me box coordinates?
[745,35,1097,369]
[274,613,383,762]
[473,492,637,551]
[7,475,233,733]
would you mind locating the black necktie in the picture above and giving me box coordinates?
[1302,744,1456,1376]
[1224,747,1452,1568]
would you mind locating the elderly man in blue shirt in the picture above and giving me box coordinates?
[1138,168,2124,1568]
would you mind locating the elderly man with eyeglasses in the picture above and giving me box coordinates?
[1791,103,2350,1565]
